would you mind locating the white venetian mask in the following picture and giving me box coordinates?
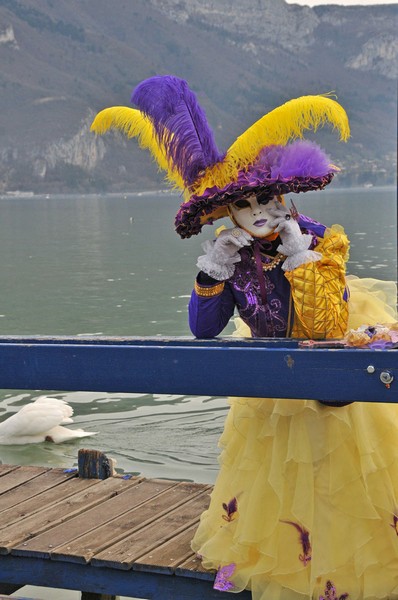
[228,193,275,238]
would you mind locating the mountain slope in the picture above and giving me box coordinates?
[0,0,395,193]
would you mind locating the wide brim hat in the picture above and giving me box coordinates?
[91,76,350,238]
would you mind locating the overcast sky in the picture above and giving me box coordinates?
[285,1,397,5]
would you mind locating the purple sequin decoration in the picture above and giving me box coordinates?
[319,580,349,600]
[214,563,236,591]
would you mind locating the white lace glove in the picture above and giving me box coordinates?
[197,227,253,281]
[267,200,322,272]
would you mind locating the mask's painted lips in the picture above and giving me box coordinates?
[254,219,267,227]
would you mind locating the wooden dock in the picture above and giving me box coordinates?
[0,459,251,599]
[0,335,396,598]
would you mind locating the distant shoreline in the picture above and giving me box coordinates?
[0,185,395,200]
[0,184,397,199]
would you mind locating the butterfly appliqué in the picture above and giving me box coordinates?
[214,563,236,591]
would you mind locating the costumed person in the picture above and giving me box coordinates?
[91,75,398,600]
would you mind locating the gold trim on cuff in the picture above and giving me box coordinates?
[194,281,225,297]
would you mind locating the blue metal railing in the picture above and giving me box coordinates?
[0,335,396,403]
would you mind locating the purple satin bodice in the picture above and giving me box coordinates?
[188,214,327,339]
[228,244,291,337]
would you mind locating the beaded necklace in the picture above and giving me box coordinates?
[256,251,286,271]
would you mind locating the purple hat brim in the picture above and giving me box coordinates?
[175,171,334,239]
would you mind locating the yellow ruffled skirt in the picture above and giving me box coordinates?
[191,278,398,599]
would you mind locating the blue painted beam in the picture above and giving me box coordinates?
[0,555,251,599]
[0,336,396,402]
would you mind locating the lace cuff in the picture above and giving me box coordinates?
[196,239,238,281]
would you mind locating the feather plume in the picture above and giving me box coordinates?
[131,75,224,186]
[90,106,185,189]
[191,94,350,196]
[260,140,335,179]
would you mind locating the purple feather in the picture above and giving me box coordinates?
[280,519,312,565]
[257,140,334,180]
[222,496,238,521]
[131,75,224,186]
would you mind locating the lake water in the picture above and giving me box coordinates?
[0,187,396,599]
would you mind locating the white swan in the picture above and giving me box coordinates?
[0,396,97,445]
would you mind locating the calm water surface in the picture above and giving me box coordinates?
[0,187,396,599]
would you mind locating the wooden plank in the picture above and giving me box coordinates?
[91,486,211,570]
[0,475,99,530]
[0,337,396,402]
[52,481,209,565]
[176,554,215,580]
[0,467,49,496]
[12,477,172,558]
[0,465,19,477]
[0,476,137,553]
[133,521,200,574]
[0,468,78,513]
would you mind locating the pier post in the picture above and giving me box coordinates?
[78,449,117,480]
[78,449,117,600]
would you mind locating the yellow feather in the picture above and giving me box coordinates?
[191,95,350,196]
[90,107,185,190]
